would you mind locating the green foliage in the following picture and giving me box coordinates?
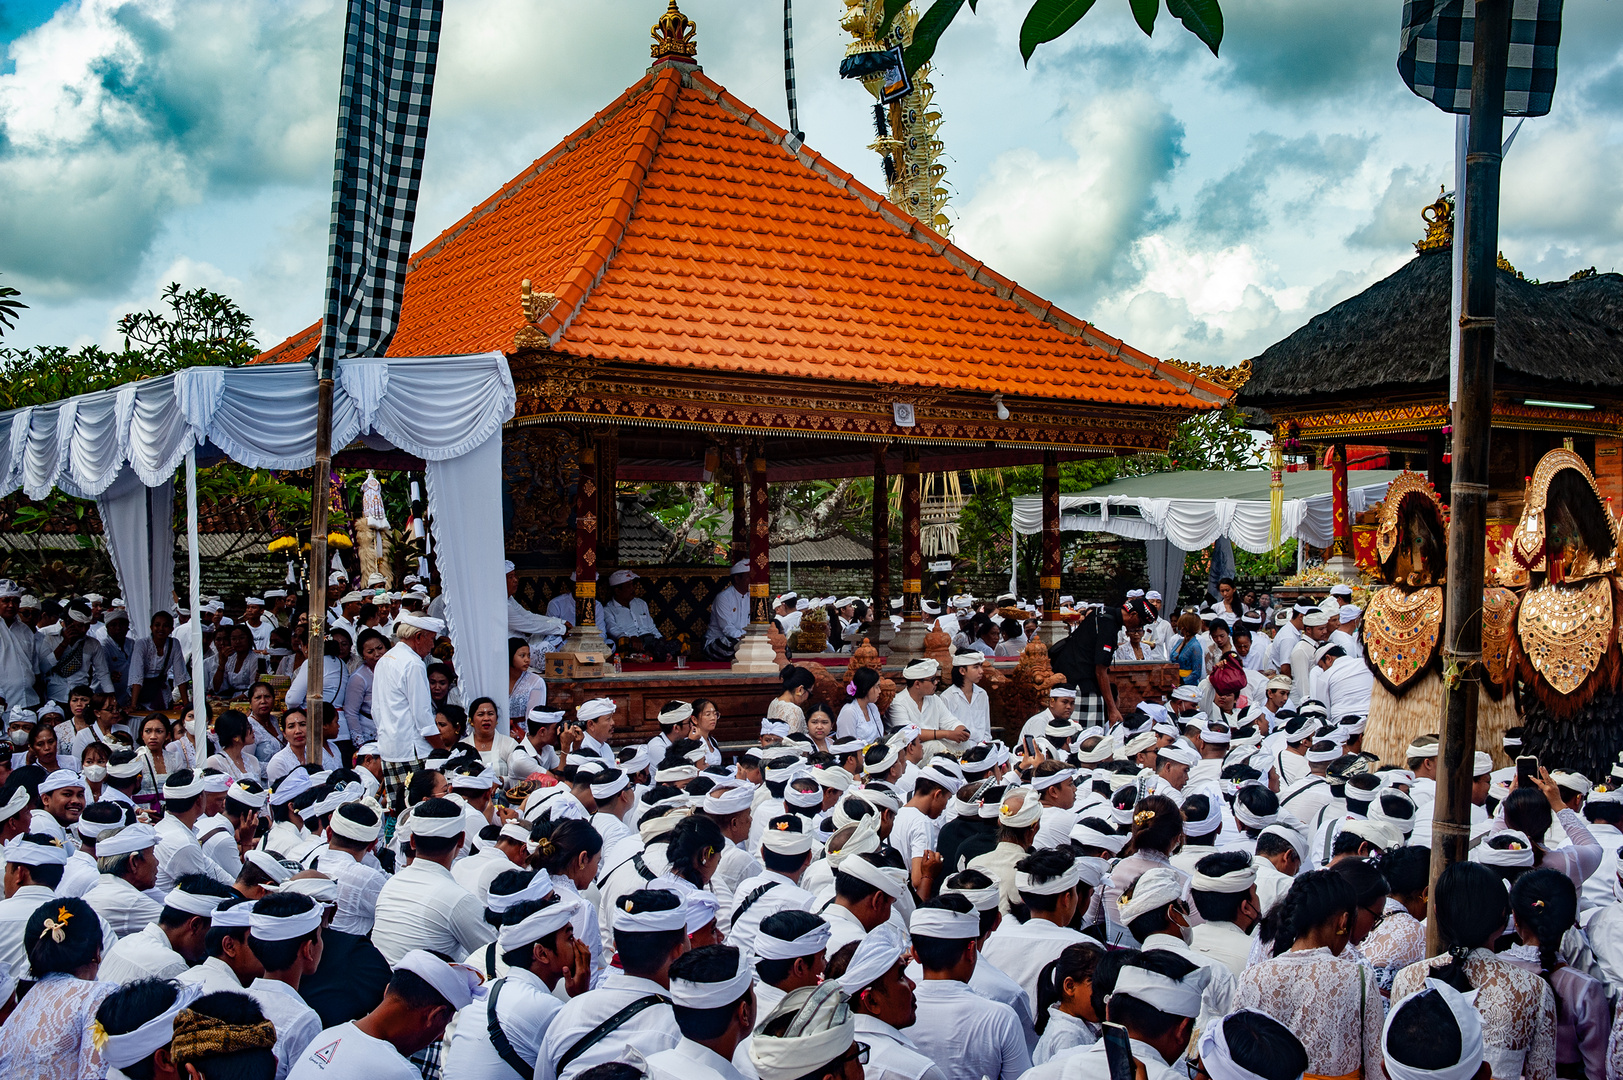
[901,0,1222,74]
[0,275,25,339]
[1158,406,1261,473]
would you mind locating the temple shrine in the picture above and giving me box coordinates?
[257,4,1234,745]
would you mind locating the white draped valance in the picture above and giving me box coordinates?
[0,352,514,704]
[1010,470,1397,554]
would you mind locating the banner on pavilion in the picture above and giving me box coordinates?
[319,0,444,373]
[1398,0,1564,117]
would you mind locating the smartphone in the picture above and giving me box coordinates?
[1516,755,1540,787]
[1103,1021,1136,1080]
[1023,735,1037,757]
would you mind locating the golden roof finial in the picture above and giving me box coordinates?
[651,1,697,61]
[1414,185,1453,254]
[515,279,557,350]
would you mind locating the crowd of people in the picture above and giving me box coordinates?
[0,567,1619,1080]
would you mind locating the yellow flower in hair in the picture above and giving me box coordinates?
[91,1019,110,1052]
[774,821,790,831]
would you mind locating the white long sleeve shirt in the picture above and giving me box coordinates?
[907,978,1031,1080]
[0,617,45,707]
[937,684,991,742]
[537,971,681,1080]
[247,978,323,1080]
[371,857,494,966]
[705,585,750,645]
[83,874,163,938]
[99,921,188,985]
[154,812,235,891]
[370,641,437,763]
[445,966,562,1080]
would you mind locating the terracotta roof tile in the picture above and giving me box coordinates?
[254,62,1227,408]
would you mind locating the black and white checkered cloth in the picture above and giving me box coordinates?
[319,0,444,371]
[1398,0,1564,118]
[1074,692,1106,730]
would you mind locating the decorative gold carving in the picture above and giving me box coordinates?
[1271,399,1623,440]
[1174,358,1252,392]
[650,0,697,60]
[1497,251,1524,280]
[1364,585,1444,694]
[1517,578,1614,696]
[1480,585,1519,689]
[1414,187,1453,254]
[1374,470,1448,568]
[514,279,559,350]
[1508,448,1620,580]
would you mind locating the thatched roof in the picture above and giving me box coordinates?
[1240,248,1623,406]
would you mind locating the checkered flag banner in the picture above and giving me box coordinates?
[318,0,444,374]
[1399,0,1563,118]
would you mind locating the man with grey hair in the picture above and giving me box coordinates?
[372,613,447,811]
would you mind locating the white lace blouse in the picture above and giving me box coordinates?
[1234,947,1386,1080]
[1390,949,1556,1080]
[0,973,114,1080]
[1360,898,1427,996]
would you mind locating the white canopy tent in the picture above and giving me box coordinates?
[0,352,514,758]
[1009,469,1401,601]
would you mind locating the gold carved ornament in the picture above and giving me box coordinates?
[1515,577,1617,710]
[1362,585,1444,696]
[1479,585,1519,698]
[1374,471,1448,571]
[650,0,697,60]
[1507,448,1620,580]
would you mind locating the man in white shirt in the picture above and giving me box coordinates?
[177,896,259,994]
[372,798,495,965]
[839,922,947,1080]
[505,561,568,660]
[604,570,678,661]
[546,572,608,646]
[1187,851,1262,977]
[0,832,115,973]
[316,802,392,935]
[1329,603,1363,660]
[129,610,189,709]
[99,875,233,984]
[241,597,274,654]
[750,911,830,1023]
[0,583,46,709]
[906,897,1031,1080]
[370,614,445,811]
[1269,604,1306,671]
[83,822,164,937]
[822,853,905,955]
[154,771,237,890]
[725,814,816,958]
[645,944,757,1080]
[1019,953,1207,1080]
[446,892,586,1079]
[41,602,112,702]
[1284,610,1330,705]
[978,849,1093,1015]
[288,950,486,1080]
[702,561,751,662]
[246,891,328,1080]
[1314,644,1372,723]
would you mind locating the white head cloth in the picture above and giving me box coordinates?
[837,921,908,994]
[909,905,982,940]
[5,835,67,866]
[393,950,487,1010]
[754,919,831,962]
[99,982,206,1070]
[837,854,905,899]
[614,891,688,933]
[497,897,580,953]
[1192,863,1258,894]
[248,897,323,941]
[1017,862,1083,896]
[1117,866,1185,925]
[576,698,617,723]
[750,982,855,1080]
[1111,962,1212,1018]
[670,949,754,1008]
[165,883,228,918]
[1382,979,1485,1080]
[998,786,1042,828]
[1197,1010,1303,1080]
[702,781,756,816]
[1474,831,1536,868]
[487,870,555,915]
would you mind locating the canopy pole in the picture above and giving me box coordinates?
[186,449,206,763]
[306,376,334,765]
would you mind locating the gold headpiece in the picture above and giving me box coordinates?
[1374,470,1448,570]
[1414,186,1453,254]
[1507,448,1619,580]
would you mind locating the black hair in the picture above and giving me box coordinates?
[214,710,250,749]
[833,866,885,905]
[1330,857,1389,911]
[1511,868,1578,1012]
[1504,787,1553,862]
[404,766,444,809]
[532,817,604,874]
[1585,798,1623,826]
[910,895,976,972]
[162,768,200,815]
[614,889,687,977]
[407,797,466,857]
[1386,989,1464,1072]
[204,896,255,958]
[666,814,725,888]
[1015,848,1079,913]
[1034,942,1102,1034]
[1220,1009,1311,1080]
[434,704,468,744]
[1431,862,1509,992]
[173,989,278,1080]
[1270,869,1356,957]
[1180,794,1216,847]
[499,895,573,969]
[779,665,816,694]
[25,895,100,976]
[1379,845,1431,898]
[245,892,320,972]
[669,945,750,1039]
[1191,851,1257,923]
[1123,794,1182,856]
[1108,949,1199,1039]
[755,910,828,985]
[576,1066,646,1080]
[848,667,881,702]
[1235,785,1280,835]
[95,978,181,1080]
[485,869,541,928]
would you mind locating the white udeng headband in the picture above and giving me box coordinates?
[908,907,981,940]
[837,854,905,899]
[1016,864,1083,896]
[164,886,227,918]
[99,982,205,1069]
[941,884,1001,912]
[249,904,324,942]
[1191,865,1258,894]
[761,821,815,855]
[1197,1011,1288,1080]
[330,807,382,844]
[754,922,832,961]
[497,898,579,952]
[407,811,466,839]
[837,922,908,994]
[1111,964,1210,1018]
[1032,768,1077,792]
[1382,980,1485,1080]
[614,895,689,933]
[670,958,755,1009]
[487,870,554,915]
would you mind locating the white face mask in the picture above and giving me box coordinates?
[82,765,107,783]
[8,729,28,747]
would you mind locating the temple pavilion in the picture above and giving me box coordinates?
[257,3,1232,741]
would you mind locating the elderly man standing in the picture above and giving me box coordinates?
[372,613,447,812]
[43,600,112,703]
[702,560,752,662]
[506,560,568,663]
[0,580,46,709]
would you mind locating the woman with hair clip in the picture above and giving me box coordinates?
[1503,868,1609,1080]
[768,665,816,736]
[836,667,885,745]
[1103,794,1184,943]
[663,813,725,891]
[1498,766,1603,890]
[1031,941,1103,1064]
[1234,869,1383,1080]
[531,815,606,989]
[1391,861,1556,1080]
[0,895,111,1078]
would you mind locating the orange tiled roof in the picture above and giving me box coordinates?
[256,60,1227,409]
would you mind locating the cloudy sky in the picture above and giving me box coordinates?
[3,0,1622,370]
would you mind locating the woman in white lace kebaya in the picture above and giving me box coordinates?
[1503,869,1610,1079]
[1234,869,1385,1080]
[1360,847,1429,997]
[1390,862,1555,1080]
[0,896,113,1080]
[1498,770,1604,891]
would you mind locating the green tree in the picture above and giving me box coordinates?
[0,275,25,339]
[878,0,1223,77]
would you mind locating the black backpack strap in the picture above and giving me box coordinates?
[729,880,780,926]
[484,978,534,1078]
[555,994,670,1075]
[1280,777,1325,807]
[485,941,498,979]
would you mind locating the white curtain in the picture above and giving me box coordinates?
[95,466,174,633]
[0,352,513,703]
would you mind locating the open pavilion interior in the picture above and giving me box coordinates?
[255,10,1239,746]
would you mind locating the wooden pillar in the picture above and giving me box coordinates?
[732,443,778,672]
[891,445,927,657]
[560,436,602,653]
[872,444,892,645]
[1039,450,1065,644]
[730,447,747,560]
